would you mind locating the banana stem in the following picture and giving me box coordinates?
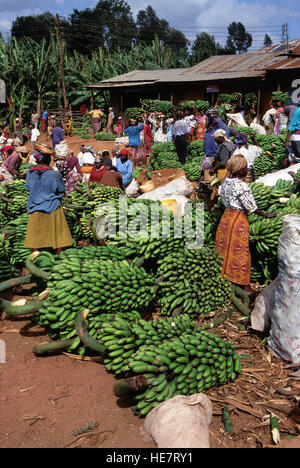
[25,255,50,280]
[0,275,32,293]
[75,309,106,356]
[33,339,75,356]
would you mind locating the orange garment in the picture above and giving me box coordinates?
[196,123,206,140]
[214,208,251,286]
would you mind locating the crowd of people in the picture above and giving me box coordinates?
[0,93,299,298]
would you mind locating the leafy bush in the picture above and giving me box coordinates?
[272,91,289,104]
[95,132,116,141]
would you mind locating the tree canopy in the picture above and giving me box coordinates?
[226,22,253,54]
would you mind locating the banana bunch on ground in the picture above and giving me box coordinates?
[35,253,157,354]
[148,151,182,171]
[0,180,29,219]
[186,140,205,163]
[98,314,196,375]
[156,248,232,317]
[126,330,241,417]
[184,158,202,181]
[248,182,272,210]
[64,209,81,241]
[253,134,287,176]
[87,184,123,215]
[4,213,31,265]
[249,205,300,254]
[0,233,14,281]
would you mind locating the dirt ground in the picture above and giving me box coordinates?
[1,288,300,449]
[1,132,299,449]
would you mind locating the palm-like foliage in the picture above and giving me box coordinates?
[0,35,192,124]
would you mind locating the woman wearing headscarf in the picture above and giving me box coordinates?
[24,145,73,253]
[116,149,133,188]
[232,132,262,170]
[209,129,235,180]
[57,152,82,194]
[124,119,145,169]
[0,148,24,185]
[215,154,276,295]
[203,108,230,171]
[89,155,110,184]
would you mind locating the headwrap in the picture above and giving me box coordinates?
[33,150,43,162]
[213,129,229,141]
[207,108,219,119]
[120,149,129,156]
[226,154,247,176]
[234,132,248,149]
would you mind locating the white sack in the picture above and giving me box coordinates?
[137,176,193,201]
[125,179,140,197]
[268,215,300,362]
[143,393,212,448]
[250,278,279,333]
[256,163,300,187]
[55,141,69,157]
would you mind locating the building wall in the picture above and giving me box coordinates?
[107,70,300,121]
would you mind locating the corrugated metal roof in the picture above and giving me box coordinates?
[267,57,300,70]
[89,40,300,88]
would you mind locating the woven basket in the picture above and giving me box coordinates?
[34,143,54,155]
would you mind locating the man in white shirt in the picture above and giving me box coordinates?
[77,145,94,166]
[30,125,40,143]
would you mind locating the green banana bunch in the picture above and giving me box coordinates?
[128,330,241,417]
[0,233,14,281]
[35,251,157,354]
[156,248,231,317]
[100,314,196,375]
[184,158,202,181]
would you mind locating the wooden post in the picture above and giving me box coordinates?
[56,14,68,114]
[257,88,261,122]
[120,94,124,116]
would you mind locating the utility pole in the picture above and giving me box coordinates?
[281,23,289,53]
[56,14,68,116]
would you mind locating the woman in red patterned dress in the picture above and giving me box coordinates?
[214,154,276,295]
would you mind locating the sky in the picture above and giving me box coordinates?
[0,0,299,49]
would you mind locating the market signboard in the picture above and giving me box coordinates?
[0,79,5,104]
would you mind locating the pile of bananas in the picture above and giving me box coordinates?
[184,158,202,181]
[186,140,204,163]
[249,205,300,255]
[0,180,29,219]
[0,234,14,281]
[127,330,241,417]
[156,248,232,317]
[99,314,196,375]
[248,182,272,210]
[5,213,31,264]
[148,142,181,171]
[253,134,287,175]
[36,251,157,354]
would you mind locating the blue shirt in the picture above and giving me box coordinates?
[288,106,300,132]
[204,120,230,156]
[42,111,48,119]
[26,169,65,214]
[51,126,64,146]
[116,159,133,187]
[124,124,144,147]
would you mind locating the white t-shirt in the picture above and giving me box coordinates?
[31,128,40,142]
[232,145,262,169]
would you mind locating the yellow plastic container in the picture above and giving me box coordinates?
[161,199,178,216]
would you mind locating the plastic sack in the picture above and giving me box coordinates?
[125,179,139,197]
[250,278,279,333]
[55,141,69,157]
[143,394,212,448]
[256,163,300,187]
[268,215,300,362]
[137,177,193,201]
